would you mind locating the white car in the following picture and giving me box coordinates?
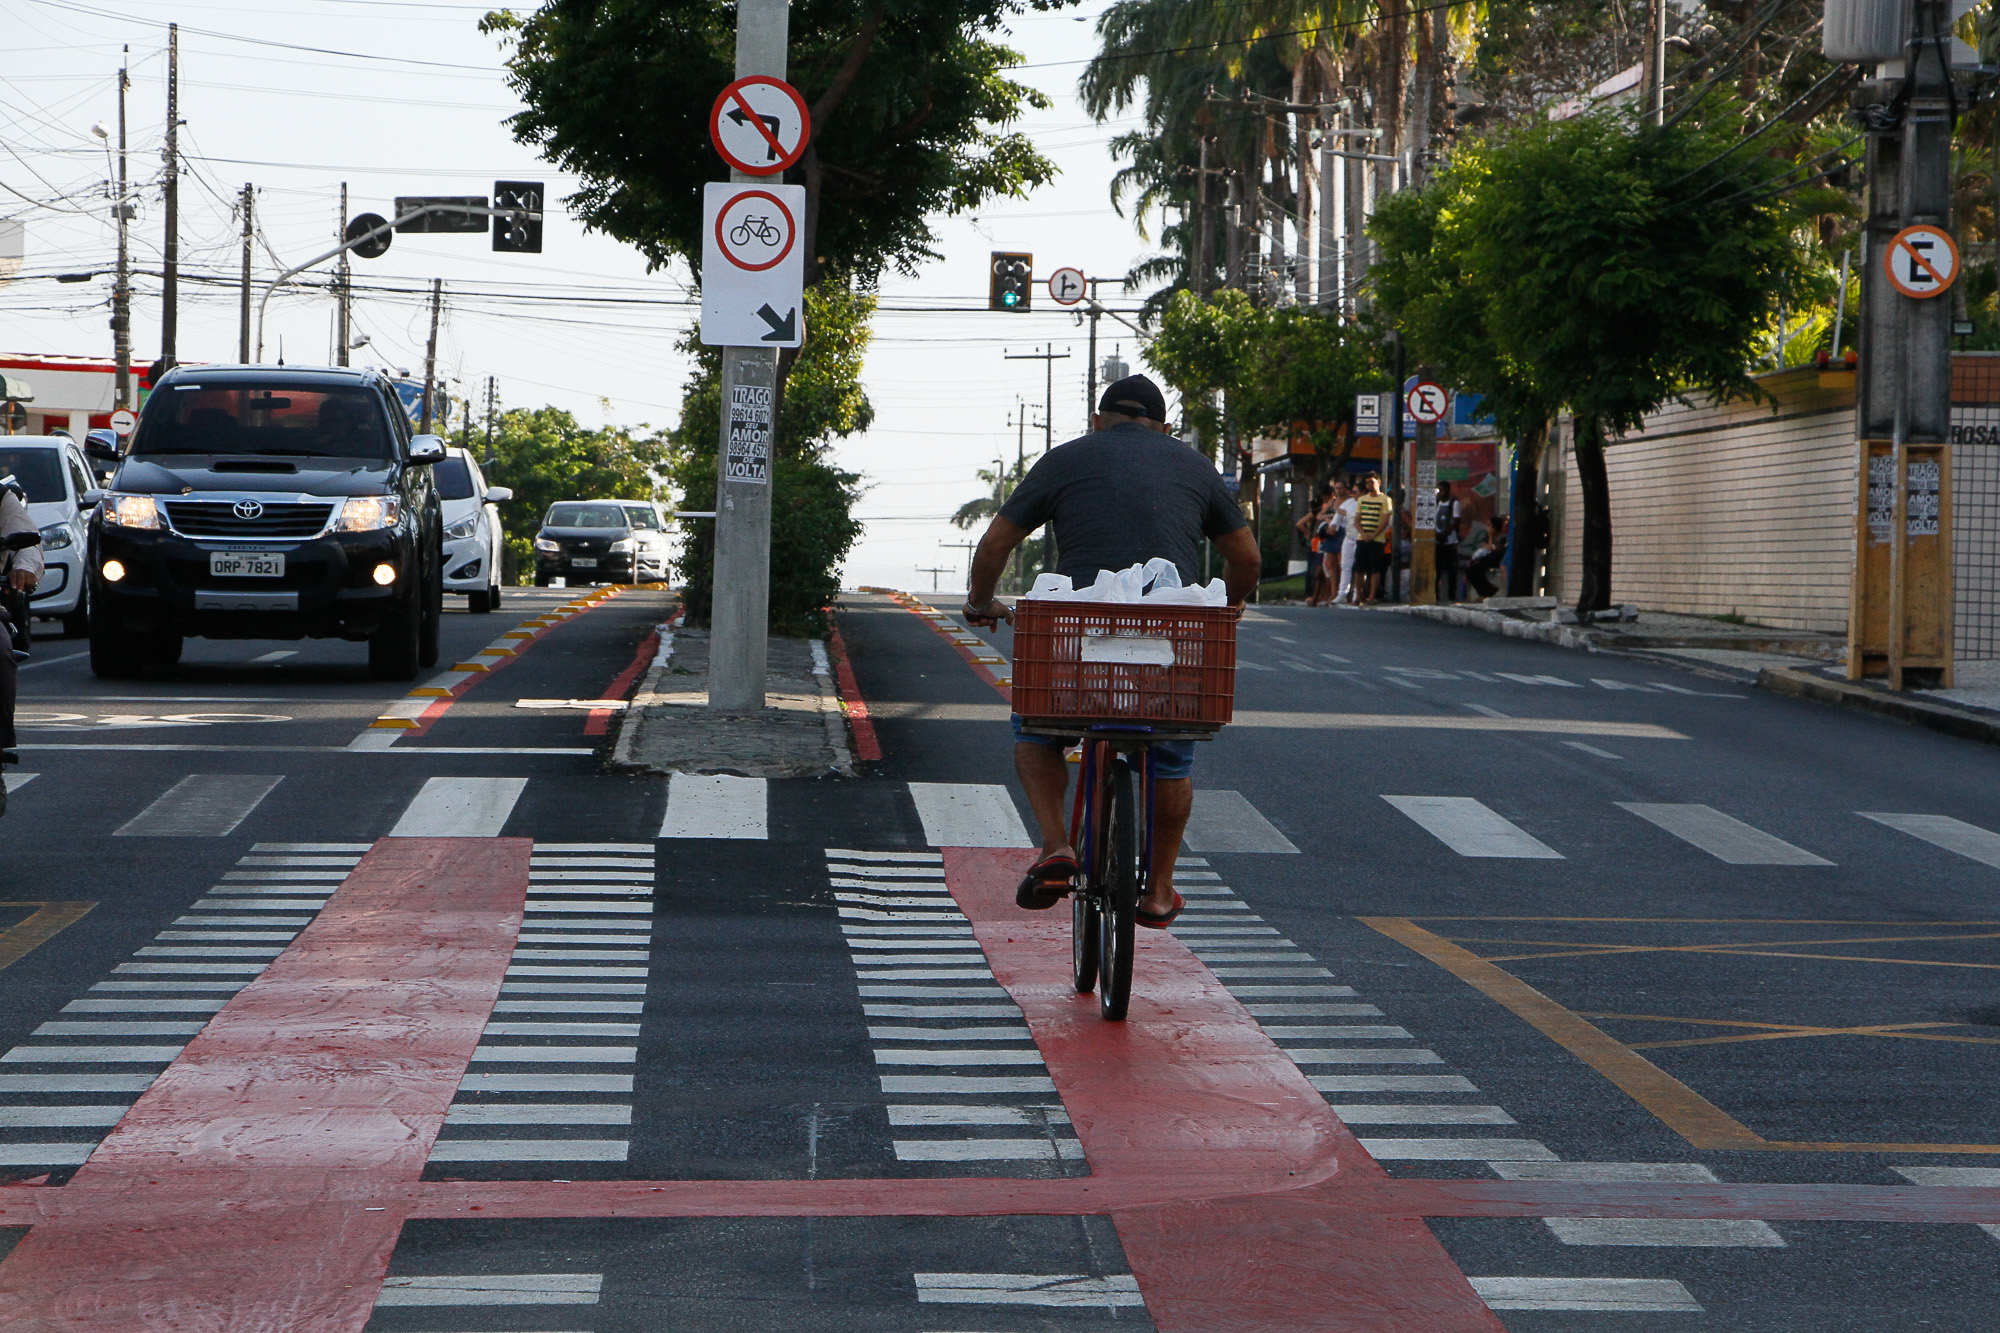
[0,435,96,637]
[433,447,512,612]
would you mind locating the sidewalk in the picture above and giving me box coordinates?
[610,623,854,778]
[1394,597,2000,746]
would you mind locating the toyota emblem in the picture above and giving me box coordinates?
[233,499,264,520]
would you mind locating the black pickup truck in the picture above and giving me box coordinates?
[88,365,446,680]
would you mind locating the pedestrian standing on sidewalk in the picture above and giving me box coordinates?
[1353,473,1394,604]
[1316,483,1348,608]
[1298,488,1333,605]
[1434,480,1462,602]
[1334,482,1360,603]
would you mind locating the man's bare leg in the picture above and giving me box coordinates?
[1143,776,1192,916]
[1014,741,1074,862]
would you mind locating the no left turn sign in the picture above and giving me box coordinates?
[1885,225,1958,300]
[709,76,811,176]
[1405,381,1449,425]
[1048,267,1086,305]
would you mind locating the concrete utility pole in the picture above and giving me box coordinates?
[483,375,497,467]
[1645,0,1667,126]
[160,24,179,371]
[707,0,789,713]
[1004,344,1070,456]
[420,279,442,433]
[1848,0,1957,687]
[336,183,351,367]
[111,50,131,409]
[237,184,254,363]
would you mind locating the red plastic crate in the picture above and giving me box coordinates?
[1010,601,1238,730]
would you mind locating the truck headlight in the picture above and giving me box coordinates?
[444,517,477,541]
[336,496,401,531]
[103,494,160,529]
[38,523,73,551]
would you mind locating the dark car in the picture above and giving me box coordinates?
[88,364,445,680]
[532,500,669,586]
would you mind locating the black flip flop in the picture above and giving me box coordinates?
[1014,854,1077,910]
[1135,891,1185,929]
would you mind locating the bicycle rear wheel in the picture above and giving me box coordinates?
[1095,758,1137,1021]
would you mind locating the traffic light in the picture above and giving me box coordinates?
[989,251,1032,312]
[493,180,544,254]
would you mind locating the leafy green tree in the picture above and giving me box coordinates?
[483,406,670,582]
[670,282,872,635]
[481,1,1066,290]
[1370,104,1829,611]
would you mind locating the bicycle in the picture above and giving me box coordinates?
[728,216,782,247]
[1047,723,1210,1020]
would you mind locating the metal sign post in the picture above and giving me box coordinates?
[707,0,793,714]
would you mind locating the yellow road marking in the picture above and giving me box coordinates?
[1581,1013,2000,1050]
[1362,916,2000,1155]
[1466,927,2000,964]
[0,902,94,974]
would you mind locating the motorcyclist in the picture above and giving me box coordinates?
[0,477,43,775]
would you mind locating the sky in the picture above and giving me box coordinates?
[0,0,1166,594]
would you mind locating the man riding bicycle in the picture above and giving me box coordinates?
[962,374,1261,927]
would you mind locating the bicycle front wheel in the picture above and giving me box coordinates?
[1095,758,1137,1020]
[1071,890,1099,993]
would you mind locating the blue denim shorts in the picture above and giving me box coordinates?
[1010,714,1197,780]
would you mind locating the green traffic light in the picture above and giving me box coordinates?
[1002,291,1019,306]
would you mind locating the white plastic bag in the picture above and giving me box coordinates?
[1023,560,1226,607]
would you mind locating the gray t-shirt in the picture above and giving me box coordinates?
[998,422,1248,586]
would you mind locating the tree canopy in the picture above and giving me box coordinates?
[482,0,1070,286]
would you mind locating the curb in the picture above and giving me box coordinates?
[1395,603,1598,651]
[1757,667,2000,747]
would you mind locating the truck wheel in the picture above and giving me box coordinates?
[369,595,421,681]
[89,614,144,679]
[62,585,89,639]
[417,570,442,669]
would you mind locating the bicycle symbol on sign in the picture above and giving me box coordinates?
[729,216,783,248]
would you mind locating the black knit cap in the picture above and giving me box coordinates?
[1097,373,1168,423]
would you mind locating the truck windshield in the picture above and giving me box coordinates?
[132,385,394,459]
[545,504,628,529]
[0,448,66,503]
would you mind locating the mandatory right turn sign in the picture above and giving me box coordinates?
[1885,225,1959,300]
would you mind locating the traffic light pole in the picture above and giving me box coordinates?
[707,0,789,714]
[1848,0,1956,688]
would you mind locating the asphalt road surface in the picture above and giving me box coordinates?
[1,585,1997,1331]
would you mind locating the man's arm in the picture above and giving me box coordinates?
[963,515,1029,627]
[1213,526,1260,608]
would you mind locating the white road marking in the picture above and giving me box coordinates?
[865,1005,1019,1019]
[33,1022,205,1037]
[252,842,371,852]
[1310,1075,1478,1093]
[63,999,227,1013]
[426,1140,628,1162]
[388,776,527,838]
[1462,703,1508,718]
[1208,965,1334,978]
[894,1139,1083,1161]
[445,1104,632,1125]
[1496,673,1579,687]
[374,1273,603,1307]
[1244,1003,1382,1017]
[1469,1277,1702,1312]
[1894,1166,2000,1240]
[0,1146,96,1165]
[1181,790,1299,853]
[1329,1105,1516,1124]
[914,1274,1143,1308]
[1357,1138,1557,1159]
[859,985,1008,998]
[874,1049,1047,1066]
[482,1022,640,1038]
[879,1076,1056,1094]
[0,1106,127,1127]
[1491,1161,1783,1245]
[248,650,297,663]
[907,782,1032,848]
[2,773,36,793]
[1225,985,1359,997]
[1861,813,2000,869]
[1383,795,1563,859]
[868,1026,1031,1042]
[0,1075,154,1092]
[114,774,283,837]
[0,1045,186,1062]
[1592,678,1654,692]
[1262,1026,1410,1039]
[1283,1048,1443,1064]
[456,1074,634,1093]
[660,772,767,840]
[1618,803,1830,865]
[888,1105,1067,1126]
[825,848,945,862]
[1562,741,1623,759]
